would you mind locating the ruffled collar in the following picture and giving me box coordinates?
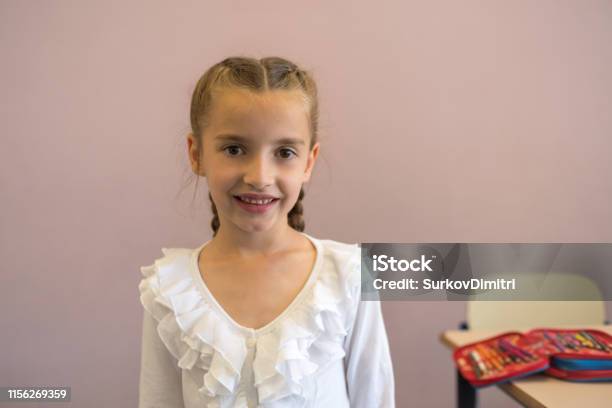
[138,233,360,408]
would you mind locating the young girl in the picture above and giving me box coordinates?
[138,56,395,408]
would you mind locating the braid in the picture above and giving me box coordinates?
[208,187,306,236]
[288,187,305,232]
[209,192,220,237]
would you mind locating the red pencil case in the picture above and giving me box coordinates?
[453,328,612,387]
[453,332,549,388]
[524,328,612,382]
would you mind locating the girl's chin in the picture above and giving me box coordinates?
[236,221,280,234]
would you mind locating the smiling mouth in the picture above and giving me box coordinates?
[233,195,280,205]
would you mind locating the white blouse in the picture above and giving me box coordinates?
[138,233,395,407]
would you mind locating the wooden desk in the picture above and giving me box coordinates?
[440,325,612,408]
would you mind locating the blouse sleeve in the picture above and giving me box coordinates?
[138,310,185,408]
[343,291,396,407]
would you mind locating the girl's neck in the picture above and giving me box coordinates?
[208,222,302,259]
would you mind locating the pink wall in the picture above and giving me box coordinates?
[1,1,611,406]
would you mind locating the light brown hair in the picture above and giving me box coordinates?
[188,56,319,236]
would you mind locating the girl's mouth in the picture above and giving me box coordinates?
[233,196,280,214]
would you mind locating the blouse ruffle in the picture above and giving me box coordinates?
[138,241,361,407]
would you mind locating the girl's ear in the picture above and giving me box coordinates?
[302,142,320,183]
[187,133,206,176]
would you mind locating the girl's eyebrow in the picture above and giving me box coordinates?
[215,133,305,146]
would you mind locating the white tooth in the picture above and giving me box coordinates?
[241,197,273,204]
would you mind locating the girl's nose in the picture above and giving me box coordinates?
[243,156,274,189]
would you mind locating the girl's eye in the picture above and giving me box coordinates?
[277,148,297,159]
[223,145,244,156]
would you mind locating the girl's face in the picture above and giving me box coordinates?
[188,88,319,235]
